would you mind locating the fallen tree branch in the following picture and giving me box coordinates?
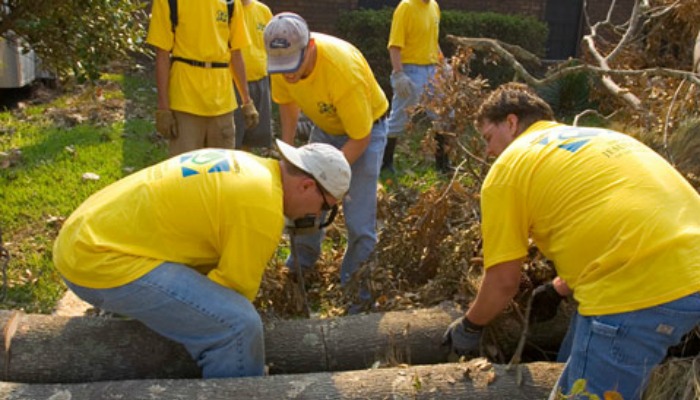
[0,304,572,383]
[0,359,565,400]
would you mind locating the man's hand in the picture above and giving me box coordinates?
[391,70,414,99]
[529,282,565,323]
[442,316,482,357]
[241,100,259,129]
[155,109,177,139]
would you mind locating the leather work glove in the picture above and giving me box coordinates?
[155,109,178,139]
[442,316,483,357]
[241,99,259,129]
[529,282,565,324]
[391,70,414,99]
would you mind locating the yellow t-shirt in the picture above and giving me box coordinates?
[241,0,272,82]
[53,149,284,302]
[271,33,388,139]
[146,0,250,116]
[481,121,700,316]
[387,0,441,65]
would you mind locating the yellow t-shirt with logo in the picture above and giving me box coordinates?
[387,0,441,65]
[481,121,700,316]
[241,0,272,82]
[146,0,250,116]
[53,149,284,302]
[271,33,388,139]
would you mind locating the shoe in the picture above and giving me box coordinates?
[381,137,398,174]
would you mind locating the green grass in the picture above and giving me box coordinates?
[0,73,167,312]
[0,71,456,314]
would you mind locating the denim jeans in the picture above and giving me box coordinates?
[386,63,436,137]
[286,119,387,290]
[551,293,700,400]
[63,262,265,378]
[233,76,272,149]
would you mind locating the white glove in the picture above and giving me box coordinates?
[391,70,414,99]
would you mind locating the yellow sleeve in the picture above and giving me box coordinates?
[146,0,174,51]
[335,83,374,140]
[270,74,294,105]
[480,175,530,269]
[208,226,280,301]
[229,0,251,51]
[387,3,407,49]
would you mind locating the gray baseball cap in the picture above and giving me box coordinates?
[276,139,351,200]
[264,12,310,74]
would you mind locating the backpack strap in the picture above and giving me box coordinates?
[168,0,233,33]
[168,0,178,33]
[227,1,234,24]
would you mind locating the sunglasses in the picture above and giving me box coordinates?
[310,176,338,228]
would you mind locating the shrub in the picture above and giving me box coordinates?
[336,8,548,96]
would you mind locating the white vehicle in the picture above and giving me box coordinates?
[0,35,37,88]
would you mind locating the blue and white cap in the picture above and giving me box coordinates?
[264,12,310,74]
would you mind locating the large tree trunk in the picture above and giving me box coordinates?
[0,360,564,400]
[0,304,571,383]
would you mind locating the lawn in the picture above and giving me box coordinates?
[0,72,168,313]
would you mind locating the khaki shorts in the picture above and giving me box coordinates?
[169,111,236,156]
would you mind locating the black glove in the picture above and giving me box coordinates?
[442,316,483,357]
[529,282,564,323]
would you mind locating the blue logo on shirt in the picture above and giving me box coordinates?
[179,149,231,177]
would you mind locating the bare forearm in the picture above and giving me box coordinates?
[230,50,250,103]
[341,136,370,165]
[279,103,300,144]
[465,259,523,326]
[389,46,403,73]
[155,48,171,110]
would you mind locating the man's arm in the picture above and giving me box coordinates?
[389,46,403,73]
[466,259,523,325]
[279,102,301,145]
[230,49,251,104]
[155,48,171,110]
[341,136,371,165]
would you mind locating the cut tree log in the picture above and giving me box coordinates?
[0,303,572,383]
[0,359,565,400]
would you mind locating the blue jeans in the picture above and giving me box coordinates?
[63,262,265,378]
[386,63,436,137]
[233,76,272,149]
[551,293,700,399]
[286,119,387,290]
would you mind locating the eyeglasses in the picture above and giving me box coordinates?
[316,182,332,211]
[310,176,338,228]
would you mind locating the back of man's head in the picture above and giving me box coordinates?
[276,139,351,200]
[475,82,554,131]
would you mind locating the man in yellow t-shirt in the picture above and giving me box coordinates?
[233,0,273,150]
[383,0,447,173]
[53,140,351,378]
[442,83,700,400]
[263,13,389,312]
[147,0,259,156]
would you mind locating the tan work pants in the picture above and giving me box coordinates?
[169,111,236,156]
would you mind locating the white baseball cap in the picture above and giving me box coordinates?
[276,139,351,200]
[264,12,310,74]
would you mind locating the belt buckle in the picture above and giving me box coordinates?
[204,61,212,68]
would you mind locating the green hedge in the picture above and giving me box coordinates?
[336,9,549,94]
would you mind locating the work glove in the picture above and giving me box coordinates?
[442,316,483,357]
[241,99,259,129]
[391,70,414,99]
[155,109,178,139]
[529,282,565,323]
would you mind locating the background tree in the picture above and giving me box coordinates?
[0,0,149,82]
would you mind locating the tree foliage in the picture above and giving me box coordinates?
[0,0,149,82]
